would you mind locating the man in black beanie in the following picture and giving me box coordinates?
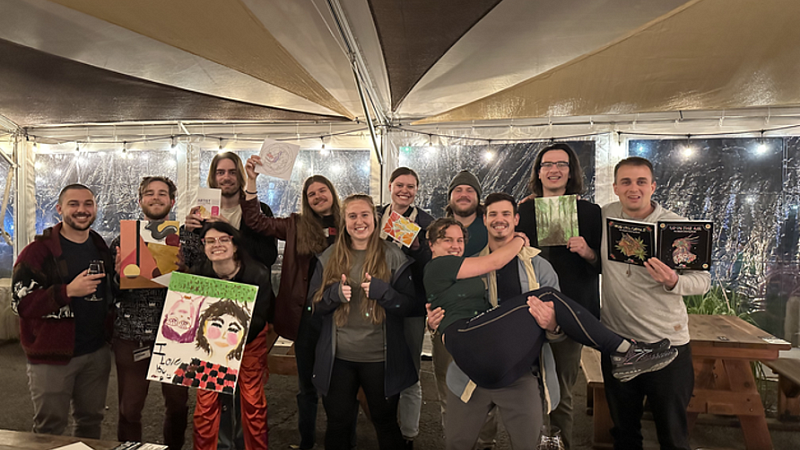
[445,170,487,257]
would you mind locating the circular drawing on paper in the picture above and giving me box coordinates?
[263,143,295,174]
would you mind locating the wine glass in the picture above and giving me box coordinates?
[87,260,105,301]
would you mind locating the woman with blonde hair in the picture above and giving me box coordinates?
[310,194,419,450]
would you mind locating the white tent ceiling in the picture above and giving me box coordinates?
[1,0,796,130]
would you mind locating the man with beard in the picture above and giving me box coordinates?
[12,184,114,438]
[445,170,487,256]
[181,152,277,450]
[110,177,189,450]
[432,170,497,450]
[428,193,561,450]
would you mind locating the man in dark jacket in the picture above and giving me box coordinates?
[181,152,278,450]
[516,143,602,449]
[12,184,113,438]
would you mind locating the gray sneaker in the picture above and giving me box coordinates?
[611,340,677,382]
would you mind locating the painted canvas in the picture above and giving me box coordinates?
[120,220,180,289]
[534,195,579,246]
[256,138,300,180]
[147,272,259,394]
[382,211,421,248]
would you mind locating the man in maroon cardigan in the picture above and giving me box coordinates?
[12,184,114,438]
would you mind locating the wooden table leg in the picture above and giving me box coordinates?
[593,385,613,446]
[724,359,773,450]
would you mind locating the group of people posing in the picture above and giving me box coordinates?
[12,143,710,450]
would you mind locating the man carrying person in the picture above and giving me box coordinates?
[111,176,188,450]
[182,152,278,450]
[517,143,602,448]
[12,184,113,438]
[428,192,561,450]
[601,156,710,449]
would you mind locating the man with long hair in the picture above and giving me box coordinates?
[516,143,602,448]
[243,155,341,450]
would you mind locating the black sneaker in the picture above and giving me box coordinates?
[611,340,677,382]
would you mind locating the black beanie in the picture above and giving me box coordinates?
[448,170,482,199]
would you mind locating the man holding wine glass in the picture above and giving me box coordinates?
[11,184,115,439]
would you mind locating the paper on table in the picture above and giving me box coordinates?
[256,138,300,180]
[382,211,421,248]
[50,443,94,450]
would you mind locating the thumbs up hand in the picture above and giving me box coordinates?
[361,272,373,299]
[340,274,352,302]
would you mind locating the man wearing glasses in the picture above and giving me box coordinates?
[517,143,603,449]
[110,176,189,450]
[12,184,114,439]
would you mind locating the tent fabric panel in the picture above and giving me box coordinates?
[0,0,348,118]
[417,0,800,124]
[50,0,354,119]
[240,0,366,118]
[366,0,503,111]
[0,39,346,127]
[396,0,691,118]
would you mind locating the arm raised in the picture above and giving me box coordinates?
[456,233,527,279]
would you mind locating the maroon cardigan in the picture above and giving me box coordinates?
[242,198,312,341]
[12,223,114,364]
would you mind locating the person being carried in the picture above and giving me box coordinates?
[424,212,677,391]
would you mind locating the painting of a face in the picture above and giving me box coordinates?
[204,313,244,352]
[195,299,250,363]
[162,293,205,344]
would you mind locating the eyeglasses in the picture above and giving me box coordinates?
[540,161,570,169]
[202,235,232,245]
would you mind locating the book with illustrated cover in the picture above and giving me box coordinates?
[606,218,655,266]
[657,221,713,270]
[606,218,713,270]
[196,188,221,219]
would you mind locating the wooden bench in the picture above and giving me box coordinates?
[581,346,612,446]
[763,357,800,420]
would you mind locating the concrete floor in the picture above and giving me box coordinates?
[0,341,797,450]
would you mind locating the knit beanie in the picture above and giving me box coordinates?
[448,170,482,199]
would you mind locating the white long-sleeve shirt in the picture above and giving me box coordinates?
[601,201,711,346]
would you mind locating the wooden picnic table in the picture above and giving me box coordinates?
[584,314,790,449]
[0,429,120,450]
[687,314,790,450]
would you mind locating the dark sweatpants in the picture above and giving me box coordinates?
[443,286,624,389]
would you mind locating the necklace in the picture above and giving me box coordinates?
[216,261,240,280]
